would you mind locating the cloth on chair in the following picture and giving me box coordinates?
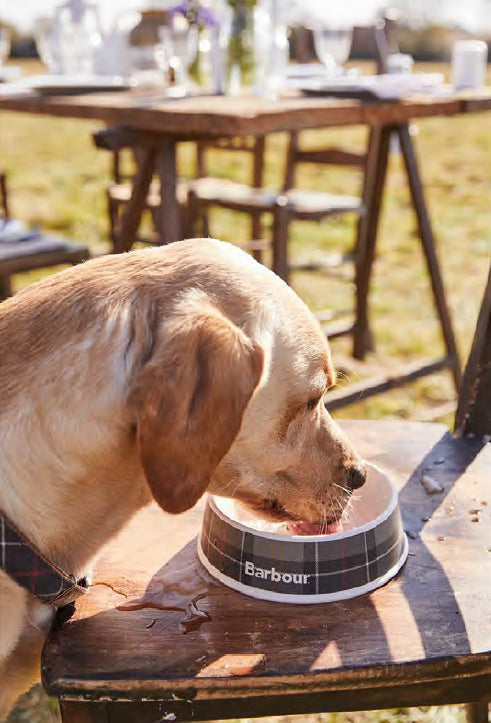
[0,220,74,261]
[0,235,76,262]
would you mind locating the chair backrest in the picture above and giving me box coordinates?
[93,128,144,186]
[454,266,491,437]
[194,135,267,245]
[282,132,366,192]
[195,135,266,189]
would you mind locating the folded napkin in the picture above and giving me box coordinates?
[0,237,71,262]
[0,220,41,244]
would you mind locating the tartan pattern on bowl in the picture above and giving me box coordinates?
[198,463,408,603]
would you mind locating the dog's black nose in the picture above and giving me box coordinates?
[347,464,367,491]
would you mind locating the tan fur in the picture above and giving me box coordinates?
[0,239,363,718]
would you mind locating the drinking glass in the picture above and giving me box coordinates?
[55,1,103,76]
[34,18,61,73]
[0,28,10,66]
[313,26,353,76]
[158,14,199,96]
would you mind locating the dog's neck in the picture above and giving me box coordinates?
[0,451,151,579]
[0,390,152,579]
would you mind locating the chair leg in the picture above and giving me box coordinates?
[272,198,290,284]
[0,276,12,301]
[251,210,263,263]
[107,193,120,253]
[155,140,180,245]
[115,147,157,253]
[201,208,211,238]
[186,188,201,238]
[465,702,489,723]
[0,172,9,219]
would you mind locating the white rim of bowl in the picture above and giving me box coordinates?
[197,533,408,604]
[207,461,398,543]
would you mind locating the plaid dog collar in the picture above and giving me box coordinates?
[0,511,88,607]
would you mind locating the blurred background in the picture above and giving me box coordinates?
[0,1,490,722]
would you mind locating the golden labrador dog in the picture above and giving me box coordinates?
[0,239,365,717]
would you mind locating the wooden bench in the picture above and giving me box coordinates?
[42,270,491,722]
[0,234,90,300]
[0,175,90,300]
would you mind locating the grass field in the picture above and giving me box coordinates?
[2,60,490,722]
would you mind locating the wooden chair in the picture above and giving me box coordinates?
[95,129,269,259]
[41,268,491,722]
[0,175,90,300]
[187,134,270,262]
[185,126,366,343]
[93,128,191,253]
[185,22,393,341]
[187,130,365,273]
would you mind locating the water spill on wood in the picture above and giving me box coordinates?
[116,539,214,633]
[180,594,211,634]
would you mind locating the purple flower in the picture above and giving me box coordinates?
[170,1,220,28]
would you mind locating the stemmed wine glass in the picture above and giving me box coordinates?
[313,25,353,76]
[159,14,199,97]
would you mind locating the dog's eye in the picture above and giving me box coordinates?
[306,396,321,411]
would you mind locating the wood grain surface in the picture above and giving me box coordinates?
[42,420,491,717]
[1,90,491,138]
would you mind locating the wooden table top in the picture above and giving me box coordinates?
[42,420,491,716]
[1,88,491,137]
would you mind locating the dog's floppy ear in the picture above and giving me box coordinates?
[128,301,264,514]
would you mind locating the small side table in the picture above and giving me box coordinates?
[42,420,491,723]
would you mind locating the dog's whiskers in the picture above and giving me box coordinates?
[320,504,328,535]
[212,479,241,497]
[334,483,352,498]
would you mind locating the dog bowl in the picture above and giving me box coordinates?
[198,463,408,603]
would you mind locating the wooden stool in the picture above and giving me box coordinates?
[0,234,90,301]
[42,270,491,722]
[0,173,90,299]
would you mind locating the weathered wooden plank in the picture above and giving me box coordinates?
[0,91,489,138]
[42,421,491,710]
[58,681,491,723]
[60,700,109,722]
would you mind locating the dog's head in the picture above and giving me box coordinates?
[128,247,365,530]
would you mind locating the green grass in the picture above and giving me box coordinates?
[2,65,490,425]
[2,61,491,722]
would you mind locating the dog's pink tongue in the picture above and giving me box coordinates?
[289,520,343,536]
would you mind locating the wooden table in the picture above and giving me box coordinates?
[41,419,491,722]
[2,87,490,398]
